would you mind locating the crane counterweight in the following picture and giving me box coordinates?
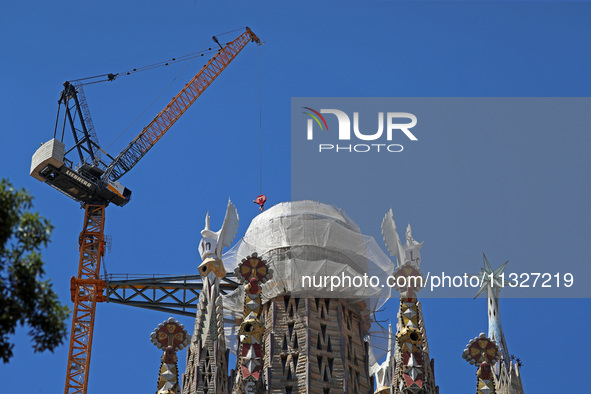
[31,139,132,207]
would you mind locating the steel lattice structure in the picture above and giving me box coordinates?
[102,273,240,317]
[65,205,107,394]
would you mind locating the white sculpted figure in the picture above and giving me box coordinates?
[382,209,423,268]
[199,199,239,260]
[368,324,394,390]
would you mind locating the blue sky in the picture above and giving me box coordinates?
[1,1,590,392]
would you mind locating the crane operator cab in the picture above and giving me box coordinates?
[31,138,131,207]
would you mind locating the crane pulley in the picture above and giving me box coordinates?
[30,27,262,394]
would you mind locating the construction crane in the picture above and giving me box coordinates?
[30,27,262,394]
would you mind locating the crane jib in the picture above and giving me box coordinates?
[104,28,261,183]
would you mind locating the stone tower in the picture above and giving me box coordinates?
[469,256,524,394]
[183,201,239,394]
[261,295,373,393]
[381,209,438,393]
[150,317,190,394]
[220,201,393,393]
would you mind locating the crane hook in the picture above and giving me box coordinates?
[253,194,267,212]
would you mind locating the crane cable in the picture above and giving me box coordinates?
[69,27,247,87]
[104,49,203,150]
[259,45,263,195]
[216,26,248,36]
[70,47,219,87]
[103,35,227,150]
[75,27,249,151]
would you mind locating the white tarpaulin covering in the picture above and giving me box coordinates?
[221,201,396,357]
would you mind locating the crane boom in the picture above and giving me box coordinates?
[105,27,261,182]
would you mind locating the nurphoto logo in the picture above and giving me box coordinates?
[303,107,418,153]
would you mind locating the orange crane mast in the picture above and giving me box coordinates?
[30,27,262,394]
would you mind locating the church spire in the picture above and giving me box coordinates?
[232,252,273,393]
[381,209,438,393]
[150,317,190,394]
[470,255,524,394]
[471,254,513,368]
[183,200,239,394]
[462,333,502,394]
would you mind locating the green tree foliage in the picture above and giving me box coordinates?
[0,179,69,363]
